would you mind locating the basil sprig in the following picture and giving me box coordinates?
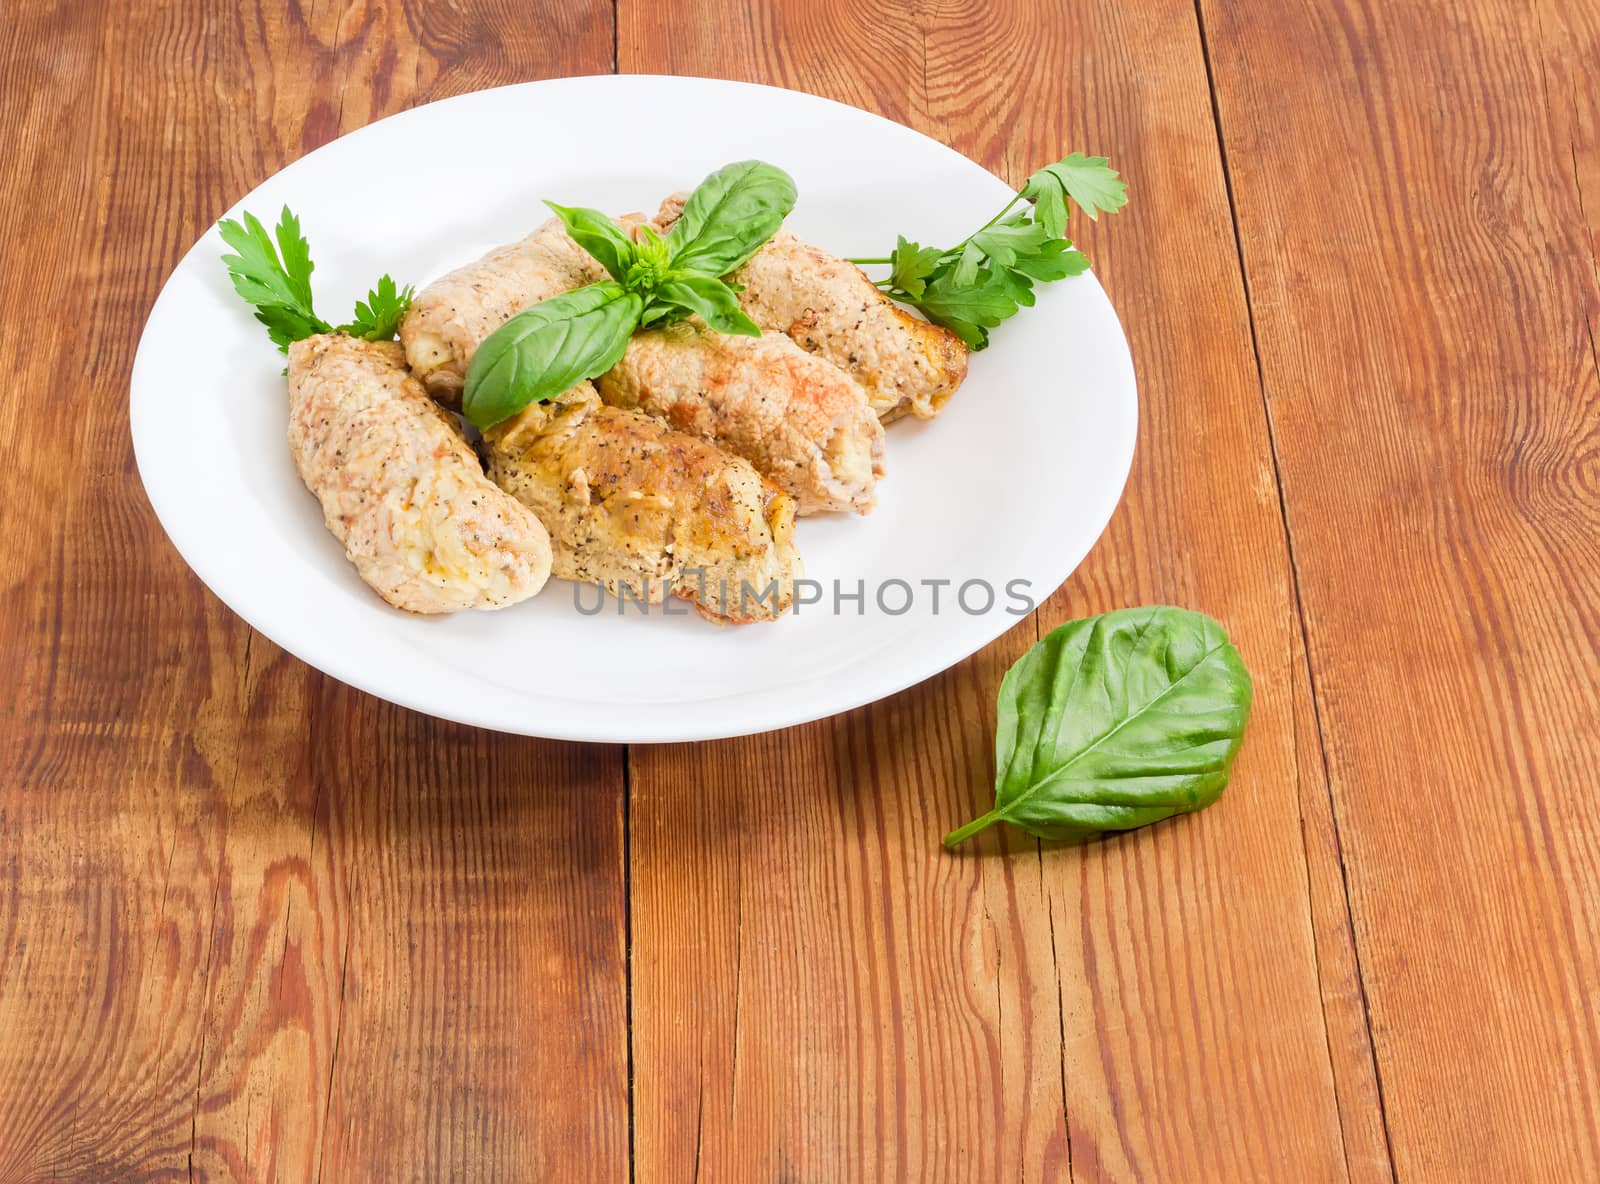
[945,606,1253,848]
[462,161,796,430]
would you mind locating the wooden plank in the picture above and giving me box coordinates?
[1020,0,1391,1171]
[619,1,1375,1179]
[627,643,1066,1182]
[0,2,627,1180]
[1198,0,1600,1176]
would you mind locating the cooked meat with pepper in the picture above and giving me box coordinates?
[287,334,552,613]
[400,213,887,513]
[484,383,801,624]
[652,193,969,421]
[399,215,618,402]
[596,320,885,515]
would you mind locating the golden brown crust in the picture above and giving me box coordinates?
[286,334,552,614]
[484,385,802,624]
[652,194,969,420]
[597,321,885,515]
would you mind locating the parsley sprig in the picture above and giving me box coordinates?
[339,273,415,342]
[848,152,1127,349]
[218,206,413,353]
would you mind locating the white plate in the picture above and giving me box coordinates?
[131,75,1136,743]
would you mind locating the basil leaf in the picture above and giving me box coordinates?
[666,160,797,276]
[945,606,1253,847]
[544,201,636,282]
[650,272,762,337]
[638,302,689,329]
[462,282,643,430]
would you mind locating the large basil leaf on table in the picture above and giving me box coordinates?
[462,282,643,430]
[945,606,1253,847]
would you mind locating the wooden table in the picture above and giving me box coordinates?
[2,1,1596,1179]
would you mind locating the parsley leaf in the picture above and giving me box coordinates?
[1022,153,1128,237]
[254,304,330,353]
[338,275,415,341]
[950,240,984,287]
[219,208,331,348]
[968,214,1052,267]
[1011,238,1091,282]
[272,207,318,311]
[889,236,943,299]
[917,268,1018,349]
[220,206,414,352]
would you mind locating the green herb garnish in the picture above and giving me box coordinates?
[218,206,412,352]
[462,283,643,430]
[848,152,1126,349]
[462,160,794,430]
[218,208,330,350]
[338,274,416,342]
[659,159,797,276]
[945,606,1252,848]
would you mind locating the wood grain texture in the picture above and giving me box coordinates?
[628,638,1070,1182]
[1016,2,1388,1176]
[0,1,627,1181]
[618,1,1375,1180]
[1199,0,1600,1176]
[3,0,1594,1179]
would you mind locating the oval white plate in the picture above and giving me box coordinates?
[131,75,1136,743]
